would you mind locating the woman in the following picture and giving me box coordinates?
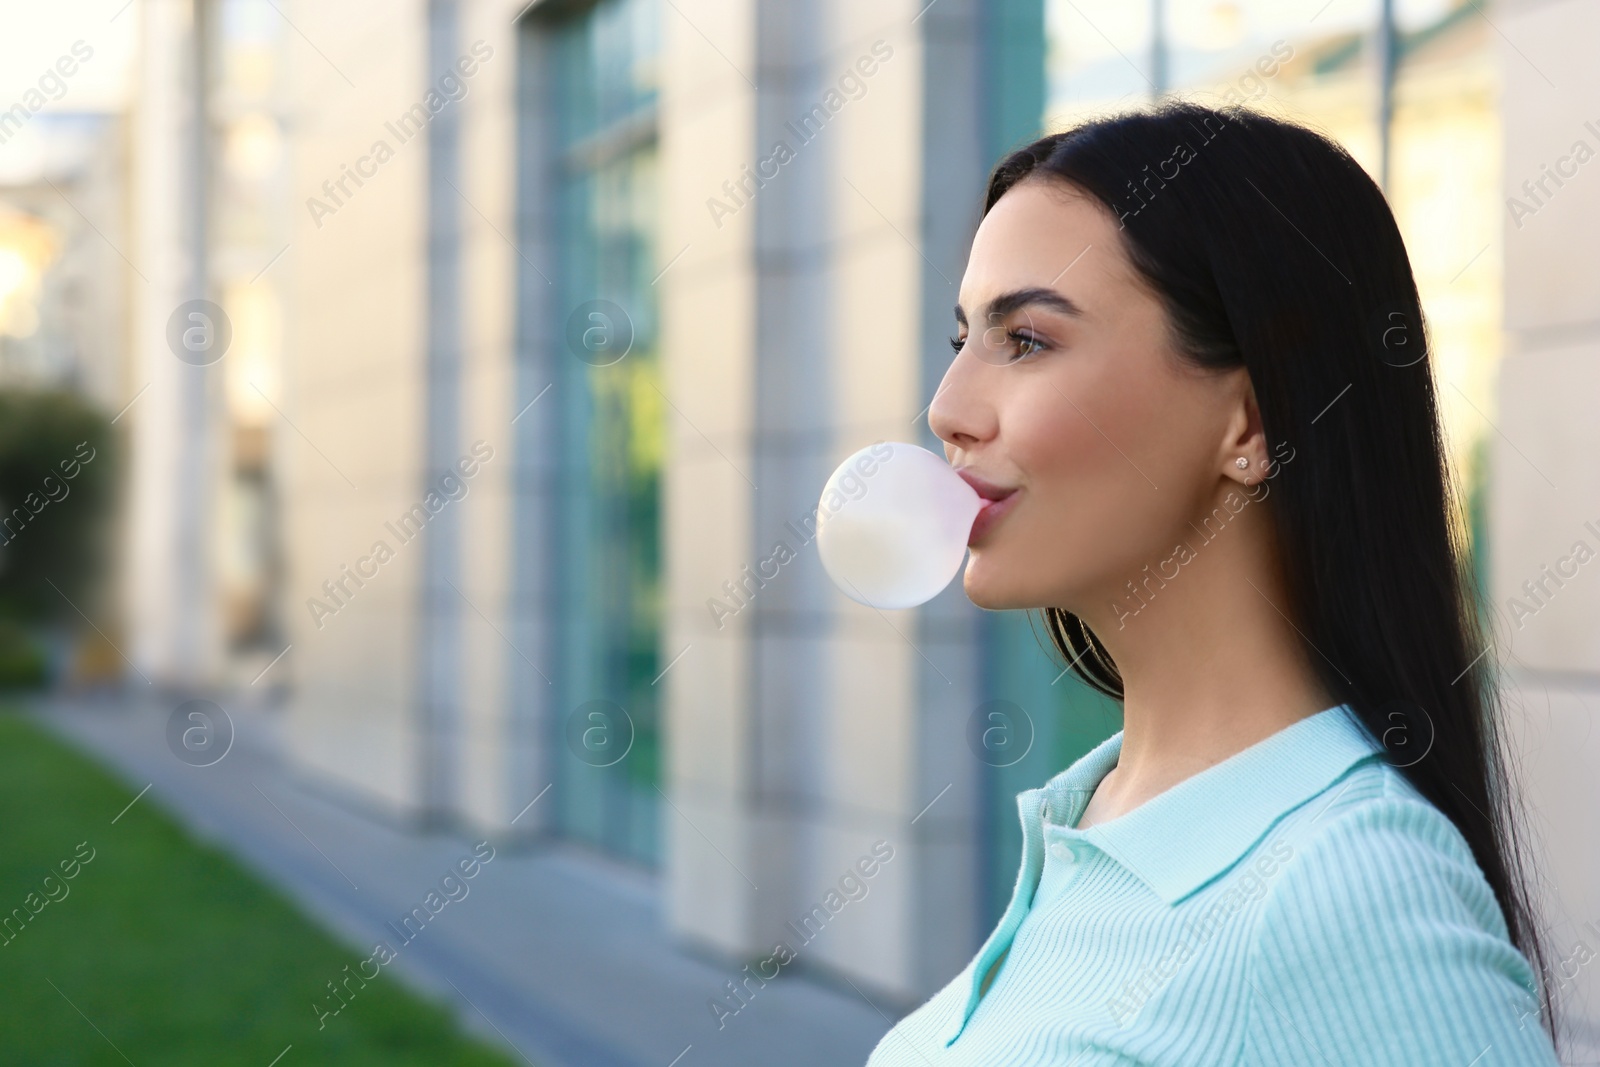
[866,104,1562,1065]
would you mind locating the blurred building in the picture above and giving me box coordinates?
[0,113,129,410]
[94,0,1598,1044]
[114,0,291,686]
[251,0,1125,1001]
[0,22,137,665]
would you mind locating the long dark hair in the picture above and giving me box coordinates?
[987,102,1558,1049]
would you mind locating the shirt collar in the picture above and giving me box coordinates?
[939,703,1385,1046]
[1038,702,1386,906]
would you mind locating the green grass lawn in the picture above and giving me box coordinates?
[0,711,522,1066]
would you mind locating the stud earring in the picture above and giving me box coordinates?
[1234,457,1249,469]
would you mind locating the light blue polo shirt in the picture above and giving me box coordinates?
[866,703,1561,1066]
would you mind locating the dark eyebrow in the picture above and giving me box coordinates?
[954,286,1084,328]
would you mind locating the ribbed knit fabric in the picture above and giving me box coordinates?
[865,704,1560,1066]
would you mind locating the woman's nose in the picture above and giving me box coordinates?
[928,348,995,452]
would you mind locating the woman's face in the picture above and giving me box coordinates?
[930,178,1259,615]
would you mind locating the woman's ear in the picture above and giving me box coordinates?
[1220,374,1269,486]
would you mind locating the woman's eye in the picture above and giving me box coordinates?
[950,329,1047,360]
[1008,331,1045,361]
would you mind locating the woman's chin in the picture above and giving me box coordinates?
[961,553,1025,610]
[962,551,1079,612]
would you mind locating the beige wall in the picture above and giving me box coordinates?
[658,0,989,1000]
[658,0,762,955]
[280,0,542,828]
[1495,0,1600,1056]
[281,1,431,813]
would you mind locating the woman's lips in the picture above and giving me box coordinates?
[968,491,1020,545]
[956,469,1019,546]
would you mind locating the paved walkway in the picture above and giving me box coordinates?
[33,691,898,1067]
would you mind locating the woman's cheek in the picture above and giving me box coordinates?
[1007,383,1100,475]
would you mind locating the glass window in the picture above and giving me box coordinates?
[1045,1,1382,174]
[1045,3,1498,556]
[546,0,663,867]
[979,615,1123,925]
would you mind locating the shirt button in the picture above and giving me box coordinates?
[1049,841,1072,862]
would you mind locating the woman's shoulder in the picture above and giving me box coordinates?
[1264,757,1509,937]
[1280,755,1485,859]
[1239,759,1557,1065]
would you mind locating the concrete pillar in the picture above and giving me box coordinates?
[127,0,225,688]
[661,0,995,1002]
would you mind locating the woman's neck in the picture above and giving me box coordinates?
[1073,496,1337,826]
